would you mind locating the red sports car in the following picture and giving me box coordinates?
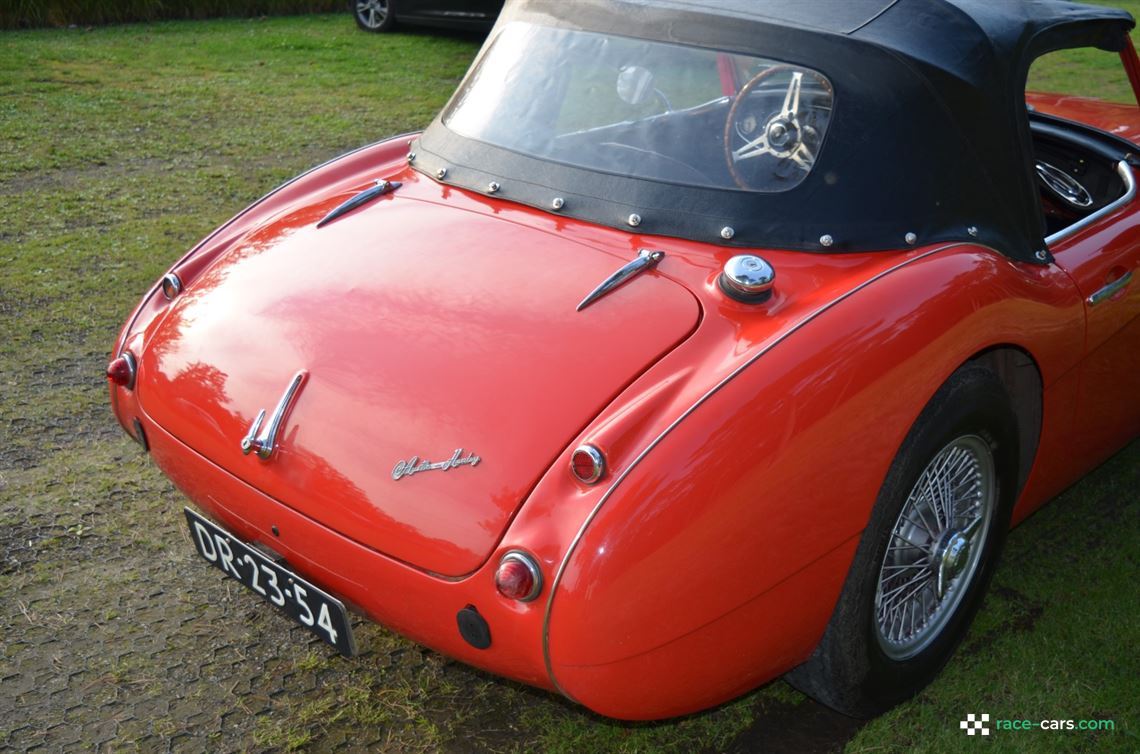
[108,0,1140,720]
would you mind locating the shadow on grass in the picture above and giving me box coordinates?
[723,696,863,754]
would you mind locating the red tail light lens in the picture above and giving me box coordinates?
[494,551,542,602]
[106,352,137,389]
[570,444,606,484]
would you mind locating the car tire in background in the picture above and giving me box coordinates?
[354,0,396,32]
[786,363,1020,717]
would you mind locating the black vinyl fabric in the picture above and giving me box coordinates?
[413,0,1134,261]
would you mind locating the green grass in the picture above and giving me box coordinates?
[0,8,1137,753]
[1,1,345,30]
[1028,0,1140,102]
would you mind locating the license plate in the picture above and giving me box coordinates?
[184,508,357,656]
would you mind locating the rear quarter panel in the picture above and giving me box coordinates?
[546,246,1084,719]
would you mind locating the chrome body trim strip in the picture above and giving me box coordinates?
[576,249,665,312]
[316,179,401,228]
[540,243,967,696]
[1045,160,1135,248]
[1087,270,1132,306]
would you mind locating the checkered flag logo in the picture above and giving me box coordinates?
[960,713,990,736]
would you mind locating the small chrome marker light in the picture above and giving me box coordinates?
[494,551,543,602]
[718,254,776,303]
[106,352,137,390]
[161,273,183,300]
[570,444,606,484]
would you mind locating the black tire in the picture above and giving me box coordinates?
[353,0,396,33]
[786,363,1020,717]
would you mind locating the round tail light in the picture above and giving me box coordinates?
[106,352,137,389]
[494,551,542,602]
[570,444,606,484]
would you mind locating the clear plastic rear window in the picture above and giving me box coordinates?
[443,23,834,192]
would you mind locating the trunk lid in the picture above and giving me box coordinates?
[139,196,699,576]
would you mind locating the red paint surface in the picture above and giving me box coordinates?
[136,186,699,577]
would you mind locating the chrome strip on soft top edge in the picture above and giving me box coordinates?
[1045,160,1135,248]
[540,242,969,698]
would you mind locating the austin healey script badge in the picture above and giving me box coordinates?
[391,449,481,480]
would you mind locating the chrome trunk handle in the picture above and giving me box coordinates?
[241,370,308,460]
[576,249,665,312]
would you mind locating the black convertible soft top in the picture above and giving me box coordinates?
[413,0,1135,261]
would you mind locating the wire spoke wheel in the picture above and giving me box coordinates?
[873,434,996,660]
[788,365,1016,716]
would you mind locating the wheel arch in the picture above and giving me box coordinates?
[785,359,1024,716]
[966,345,1043,497]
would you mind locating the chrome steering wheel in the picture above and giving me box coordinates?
[1035,160,1094,210]
[725,65,832,190]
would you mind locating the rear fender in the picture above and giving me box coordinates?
[545,246,1083,719]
